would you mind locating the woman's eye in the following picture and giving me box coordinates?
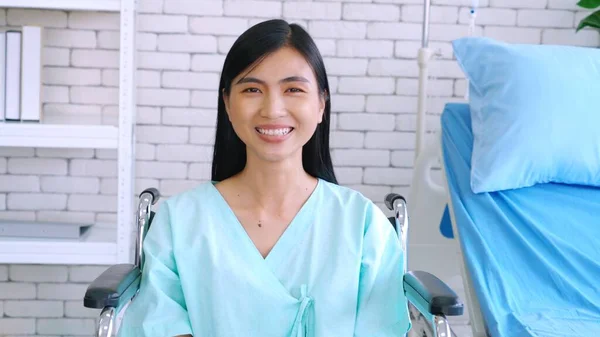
[287,88,304,93]
[243,88,260,93]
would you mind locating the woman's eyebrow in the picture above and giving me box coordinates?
[280,76,310,84]
[235,76,310,85]
[236,77,263,85]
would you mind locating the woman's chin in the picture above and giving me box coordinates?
[250,148,300,164]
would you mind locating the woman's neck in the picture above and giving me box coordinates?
[235,156,317,212]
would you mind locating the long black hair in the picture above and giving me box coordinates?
[211,19,337,185]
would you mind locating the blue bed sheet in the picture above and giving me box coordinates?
[440,103,600,337]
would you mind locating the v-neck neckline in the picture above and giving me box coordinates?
[209,178,322,271]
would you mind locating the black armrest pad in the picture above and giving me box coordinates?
[84,264,141,309]
[404,270,464,316]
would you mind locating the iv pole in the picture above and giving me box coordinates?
[415,0,432,160]
[415,0,478,160]
[411,2,479,336]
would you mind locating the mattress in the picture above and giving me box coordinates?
[440,103,600,337]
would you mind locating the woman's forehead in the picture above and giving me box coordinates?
[238,47,315,82]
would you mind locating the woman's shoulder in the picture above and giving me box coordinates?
[318,179,376,207]
[319,179,392,228]
[318,179,388,224]
[156,180,217,212]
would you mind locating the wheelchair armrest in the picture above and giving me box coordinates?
[84,264,141,309]
[404,270,464,317]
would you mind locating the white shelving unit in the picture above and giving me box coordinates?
[0,0,137,265]
[0,0,120,12]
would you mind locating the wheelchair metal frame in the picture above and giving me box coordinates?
[85,188,462,337]
[386,193,454,337]
[94,188,160,337]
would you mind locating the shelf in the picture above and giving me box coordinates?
[0,0,120,12]
[0,240,117,264]
[0,225,119,265]
[0,122,119,149]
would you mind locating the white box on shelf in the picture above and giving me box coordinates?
[5,30,21,121]
[20,26,43,122]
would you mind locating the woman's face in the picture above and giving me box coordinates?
[223,46,325,164]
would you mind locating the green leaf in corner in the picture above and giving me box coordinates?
[577,10,600,31]
[577,0,600,9]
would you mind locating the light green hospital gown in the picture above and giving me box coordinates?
[117,178,411,337]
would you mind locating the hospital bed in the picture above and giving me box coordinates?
[403,0,600,334]
[435,102,600,337]
[408,0,600,335]
[82,187,464,337]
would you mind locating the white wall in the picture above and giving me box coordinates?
[0,0,598,335]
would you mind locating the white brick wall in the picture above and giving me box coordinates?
[0,0,597,335]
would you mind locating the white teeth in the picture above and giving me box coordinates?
[257,128,292,136]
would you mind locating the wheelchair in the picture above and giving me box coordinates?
[84,187,464,337]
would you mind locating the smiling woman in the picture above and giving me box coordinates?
[213,19,335,183]
[222,46,327,163]
[116,19,412,337]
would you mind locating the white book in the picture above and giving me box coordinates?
[5,30,21,121]
[0,32,5,121]
[21,26,43,122]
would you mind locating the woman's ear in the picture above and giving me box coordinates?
[222,89,231,121]
[318,90,327,123]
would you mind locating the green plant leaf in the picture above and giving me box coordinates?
[577,0,600,9]
[577,10,600,31]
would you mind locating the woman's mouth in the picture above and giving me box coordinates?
[256,127,293,136]
[255,127,294,143]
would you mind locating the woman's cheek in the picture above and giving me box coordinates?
[232,98,260,121]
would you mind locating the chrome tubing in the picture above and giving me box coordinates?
[433,315,452,337]
[393,197,408,253]
[135,188,159,269]
[97,307,116,337]
[384,193,409,264]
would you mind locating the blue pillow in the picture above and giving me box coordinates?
[452,37,600,193]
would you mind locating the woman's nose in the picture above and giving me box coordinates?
[261,93,287,118]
